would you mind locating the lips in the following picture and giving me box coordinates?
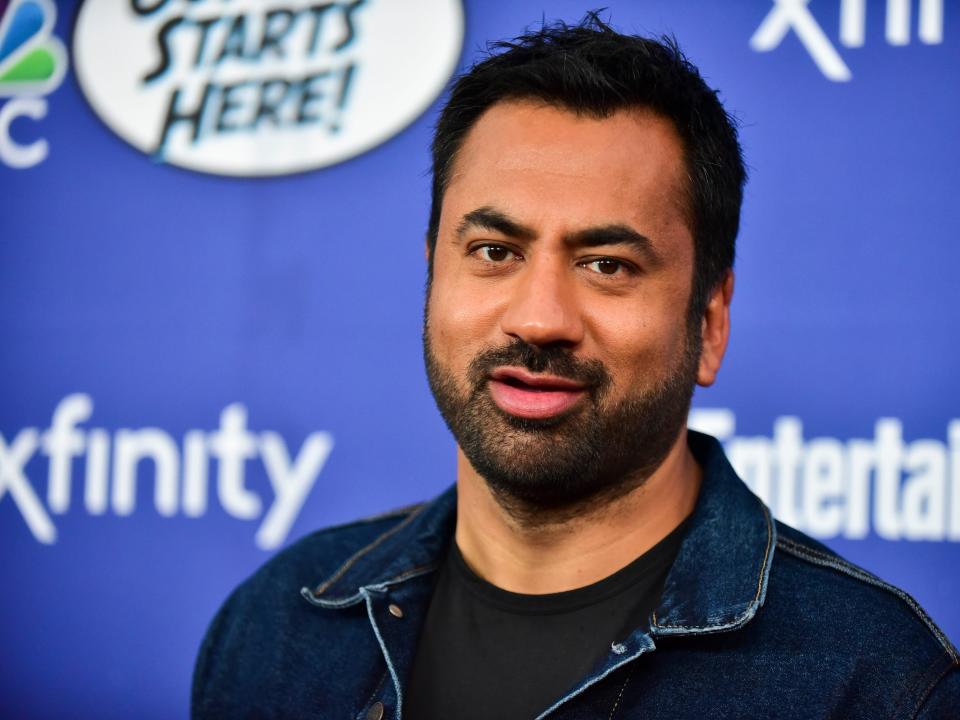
[487,367,588,420]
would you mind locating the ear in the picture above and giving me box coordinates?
[697,270,734,388]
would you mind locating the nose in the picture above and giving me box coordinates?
[499,256,585,347]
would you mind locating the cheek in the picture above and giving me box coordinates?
[587,293,691,389]
[600,324,666,387]
[426,273,503,379]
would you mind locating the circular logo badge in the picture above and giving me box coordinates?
[73,0,464,176]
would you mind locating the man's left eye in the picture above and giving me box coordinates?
[583,258,627,275]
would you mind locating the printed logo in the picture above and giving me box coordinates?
[0,394,335,550]
[751,0,944,81]
[690,409,960,542]
[0,0,68,168]
[72,0,464,176]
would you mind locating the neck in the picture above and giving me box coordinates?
[454,429,701,594]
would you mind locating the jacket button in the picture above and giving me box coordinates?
[388,604,404,618]
[367,701,384,720]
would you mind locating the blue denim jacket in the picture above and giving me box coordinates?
[192,433,960,719]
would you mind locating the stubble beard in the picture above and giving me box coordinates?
[423,308,702,525]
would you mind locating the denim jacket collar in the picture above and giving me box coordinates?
[301,488,456,608]
[650,431,776,636]
[303,431,777,637]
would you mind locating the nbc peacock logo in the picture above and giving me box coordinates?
[0,0,67,168]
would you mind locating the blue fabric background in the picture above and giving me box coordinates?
[1,1,957,716]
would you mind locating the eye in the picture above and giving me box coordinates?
[474,244,516,262]
[582,258,630,276]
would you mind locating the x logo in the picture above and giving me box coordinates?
[751,0,852,81]
[0,429,56,543]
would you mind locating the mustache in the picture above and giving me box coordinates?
[468,339,610,390]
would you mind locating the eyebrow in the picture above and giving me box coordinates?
[456,207,536,242]
[456,206,663,268]
[565,224,664,268]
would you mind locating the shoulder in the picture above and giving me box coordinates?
[249,502,426,594]
[777,524,951,641]
[191,503,425,715]
[764,521,959,717]
[210,502,425,626]
[771,521,955,660]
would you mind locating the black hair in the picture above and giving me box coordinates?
[427,12,746,320]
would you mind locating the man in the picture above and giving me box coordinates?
[192,16,959,719]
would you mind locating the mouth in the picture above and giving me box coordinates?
[487,367,588,420]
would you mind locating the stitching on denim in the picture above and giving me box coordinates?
[533,638,655,720]
[607,666,634,720]
[366,563,438,591]
[300,586,364,608]
[776,536,959,662]
[301,502,426,542]
[359,669,388,720]
[652,498,775,633]
[362,589,405,720]
[891,651,946,720]
[907,658,959,720]
[310,504,427,597]
[357,502,426,525]
[301,564,439,609]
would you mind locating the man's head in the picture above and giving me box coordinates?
[427,14,745,323]
[423,15,745,520]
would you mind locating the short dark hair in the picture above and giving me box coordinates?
[427,13,746,320]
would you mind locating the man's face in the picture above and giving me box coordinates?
[424,101,701,514]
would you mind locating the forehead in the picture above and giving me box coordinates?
[442,100,691,240]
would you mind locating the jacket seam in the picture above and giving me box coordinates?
[368,563,439,590]
[301,502,425,541]
[893,652,947,720]
[362,589,405,720]
[607,666,634,720]
[533,638,656,720]
[776,536,959,662]
[904,653,958,720]
[356,502,427,525]
[652,498,775,632]
[309,503,428,597]
[300,563,439,609]
[359,669,389,720]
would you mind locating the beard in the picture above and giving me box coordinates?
[423,313,702,522]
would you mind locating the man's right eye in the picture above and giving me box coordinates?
[475,245,514,262]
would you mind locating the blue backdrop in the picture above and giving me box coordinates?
[1,1,958,717]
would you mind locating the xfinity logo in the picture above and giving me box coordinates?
[0,394,334,550]
[751,0,945,81]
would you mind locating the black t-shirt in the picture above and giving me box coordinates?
[405,517,690,720]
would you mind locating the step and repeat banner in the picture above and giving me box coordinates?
[1,0,957,716]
